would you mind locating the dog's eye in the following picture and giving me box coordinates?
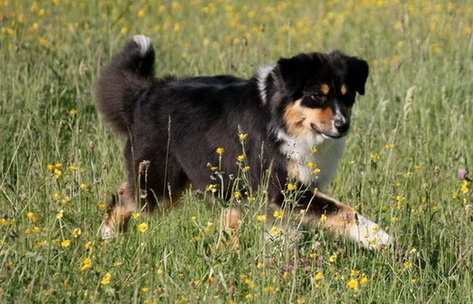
[310,92,325,101]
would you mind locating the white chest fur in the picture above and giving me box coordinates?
[278,131,346,191]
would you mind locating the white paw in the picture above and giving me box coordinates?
[349,213,392,249]
[101,224,116,241]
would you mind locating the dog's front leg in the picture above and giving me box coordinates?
[296,190,392,249]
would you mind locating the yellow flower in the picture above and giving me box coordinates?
[287,183,297,191]
[56,209,65,219]
[204,222,213,233]
[101,272,112,285]
[314,271,324,281]
[85,241,93,250]
[320,214,328,222]
[72,228,82,238]
[403,261,413,269]
[113,262,124,267]
[27,212,39,223]
[80,258,92,271]
[236,155,246,161]
[69,109,78,115]
[347,279,359,289]
[137,222,149,233]
[385,143,394,149]
[371,153,380,160]
[80,183,90,192]
[350,269,361,276]
[328,254,337,263]
[61,240,71,248]
[239,133,248,141]
[359,276,369,285]
[273,209,284,219]
[257,215,267,222]
[215,147,225,155]
[395,195,406,201]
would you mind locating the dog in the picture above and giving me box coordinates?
[96,35,391,249]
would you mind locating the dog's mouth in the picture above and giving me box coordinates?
[310,123,347,139]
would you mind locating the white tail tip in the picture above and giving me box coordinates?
[133,35,152,55]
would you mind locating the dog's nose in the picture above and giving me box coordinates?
[334,117,350,134]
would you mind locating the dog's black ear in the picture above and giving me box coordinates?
[277,54,318,100]
[346,57,369,95]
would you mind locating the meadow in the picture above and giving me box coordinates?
[1,0,472,302]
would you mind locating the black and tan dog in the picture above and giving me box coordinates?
[96,35,391,249]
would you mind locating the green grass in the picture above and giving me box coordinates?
[1,0,472,303]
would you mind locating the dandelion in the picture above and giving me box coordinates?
[320,214,328,222]
[273,209,284,219]
[359,276,369,285]
[347,279,359,289]
[314,271,324,281]
[137,222,149,232]
[101,272,112,285]
[239,133,248,141]
[72,228,82,238]
[257,215,267,222]
[56,209,65,219]
[27,212,39,223]
[215,147,225,155]
[61,239,71,248]
[204,222,213,233]
[329,254,337,263]
[236,155,246,162]
[350,269,361,276]
[80,258,92,271]
[395,195,406,201]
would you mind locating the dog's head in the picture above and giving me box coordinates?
[263,51,368,139]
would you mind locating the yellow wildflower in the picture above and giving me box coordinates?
[27,212,39,223]
[80,258,92,271]
[72,228,82,238]
[273,209,284,219]
[101,272,112,285]
[314,271,324,281]
[137,222,149,232]
[257,215,267,222]
[215,147,225,155]
[347,279,359,289]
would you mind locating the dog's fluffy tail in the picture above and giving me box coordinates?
[96,35,155,134]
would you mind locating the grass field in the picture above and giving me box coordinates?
[1,0,472,303]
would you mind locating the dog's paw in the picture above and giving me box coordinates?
[349,213,392,250]
[101,224,117,241]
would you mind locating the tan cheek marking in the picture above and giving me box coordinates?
[283,99,306,136]
[320,84,330,95]
[307,108,334,131]
[340,85,347,96]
